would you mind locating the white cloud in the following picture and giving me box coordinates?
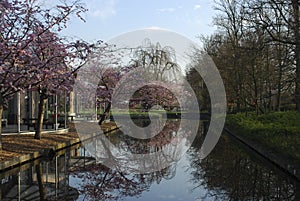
[145,26,165,30]
[157,7,176,12]
[88,0,116,19]
[194,4,201,10]
[144,27,174,32]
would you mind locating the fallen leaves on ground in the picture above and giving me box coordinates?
[0,122,117,163]
[0,132,79,162]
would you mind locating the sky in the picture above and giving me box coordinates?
[58,0,217,44]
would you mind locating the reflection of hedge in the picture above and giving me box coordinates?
[226,111,300,161]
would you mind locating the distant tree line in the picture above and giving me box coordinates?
[187,0,300,114]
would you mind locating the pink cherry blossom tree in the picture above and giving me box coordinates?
[74,44,123,123]
[28,30,74,139]
[96,67,122,124]
[130,83,180,111]
[0,0,88,147]
[95,66,184,124]
[32,33,102,139]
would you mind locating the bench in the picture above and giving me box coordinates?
[1,119,7,127]
[43,119,54,129]
[23,118,36,130]
[22,118,54,130]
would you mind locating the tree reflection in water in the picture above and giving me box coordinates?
[121,119,181,153]
[80,119,194,174]
[71,119,182,200]
[70,120,299,200]
[187,121,299,201]
[69,162,176,200]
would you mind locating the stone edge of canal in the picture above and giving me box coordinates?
[224,127,300,182]
[0,123,120,172]
[0,129,78,172]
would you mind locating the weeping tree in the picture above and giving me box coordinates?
[131,39,180,82]
[93,39,183,124]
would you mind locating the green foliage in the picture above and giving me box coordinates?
[226,112,300,161]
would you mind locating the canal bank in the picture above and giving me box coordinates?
[0,122,119,172]
[224,127,300,181]
[0,129,80,171]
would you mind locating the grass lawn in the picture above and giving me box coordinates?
[226,111,300,162]
[109,109,182,118]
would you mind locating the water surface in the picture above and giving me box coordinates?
[0,121,299,200]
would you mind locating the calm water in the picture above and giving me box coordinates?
[0,121,299,201]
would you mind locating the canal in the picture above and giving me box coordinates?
[0,121,299,200]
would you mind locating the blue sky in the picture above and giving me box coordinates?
[59,0,217,44]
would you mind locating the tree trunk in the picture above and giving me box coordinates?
[292,0,300,112]
[98,102,111,125]
[35,164,46,200]
[276,82,282,111]
[0,104,3,150]
[296,60,300,112]
[0,93,4,150]
[34,93,47,139]
[296,49,300,111]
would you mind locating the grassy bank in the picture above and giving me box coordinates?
[226,111,300,162]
